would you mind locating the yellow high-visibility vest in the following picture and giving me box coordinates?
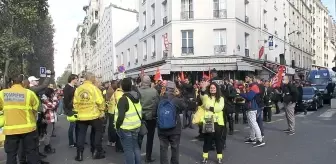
[108,88,123,114]
[0,84,40,135]
[201,94,225,126]
[115,97,142,130]
[73,81,105,121]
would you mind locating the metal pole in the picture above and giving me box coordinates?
[284,22,287,62]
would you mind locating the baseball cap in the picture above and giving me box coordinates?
[28,76,39,82]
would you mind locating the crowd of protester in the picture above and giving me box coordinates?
[1,68,325,164]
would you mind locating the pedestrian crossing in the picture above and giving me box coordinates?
[272,108,336,120]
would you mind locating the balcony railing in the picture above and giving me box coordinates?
[182,47,194,54]
[213,9,227,18]
[214,45,227,54]
[163,16,168,25]
[245,49,250,57]
[245,16,249,23]
[163,51,168,59]
[181,11,194,20]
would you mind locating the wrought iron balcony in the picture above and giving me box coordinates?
[245,49,250,57]
[182,47,194,54]
[214,45,227,54]
[163,16,168,25]
[163,51,168,59]
[181,11,194,20]
[213,9,227,18]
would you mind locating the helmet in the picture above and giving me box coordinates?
[67,114,78,122]
[0,115,4,128]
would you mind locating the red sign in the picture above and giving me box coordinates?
[258,46,264,59]
[163,33,169,51]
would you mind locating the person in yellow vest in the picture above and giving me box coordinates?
[115,78,142,164]
[200,81,225,164]
[107,80,124,152]
[0,75,49,164]
[73,72,106,161]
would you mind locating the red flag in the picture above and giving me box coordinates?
[180,71,185,81]
[154,67,162,81]
[271,65,286,88]
[258,46,265,59]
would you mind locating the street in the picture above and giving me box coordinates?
[1,107,336,164]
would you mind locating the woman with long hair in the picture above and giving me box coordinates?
[41,88,58,154]
[200,82,225,164]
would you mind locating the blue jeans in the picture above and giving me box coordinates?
[68,122,78,145]
[257,110,264,136]
[117,128,141,164]
[57,98,64,115]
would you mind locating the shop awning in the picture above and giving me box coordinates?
[125,63,171,78]
[237,61,256,72]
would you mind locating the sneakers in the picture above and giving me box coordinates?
[253,140,265,147]
[107,141,115,147]
[288,131,295,135]
[244,138,256,144]
[283,129,290,133]
[201,158,208,164]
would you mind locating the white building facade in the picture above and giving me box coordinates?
[311,0,329,68]
[71,0,138,80]
[116,0,304,79]
[287,0,313,71]
[98,4,138,81]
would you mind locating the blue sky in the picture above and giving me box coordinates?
[322,0,336,18]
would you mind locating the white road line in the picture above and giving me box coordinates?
[296,111,314,117]
[273,113,286,117]
[318,109,336,118]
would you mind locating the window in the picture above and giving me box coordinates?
[143,11,147,30]
[181,0,193,19]
[151,4,155,25]
[162,1,168,25]
[134,44,138,60]
[143,40,147,60]
[245,33,250,57]
[213,0,227,18]
[213,29,227,54]
[263,9,267,29]
[181,30,194,54]
[151,35,156,57]
[127,49,130,66]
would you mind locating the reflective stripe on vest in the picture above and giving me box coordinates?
[115,97,141,130]
[2,90,37,134]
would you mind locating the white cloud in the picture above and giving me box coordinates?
[49,0,87,77]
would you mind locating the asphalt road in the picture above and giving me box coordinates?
[1,106,336,164]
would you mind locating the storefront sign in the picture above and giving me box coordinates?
[171,58,236,65]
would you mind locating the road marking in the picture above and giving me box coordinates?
[273,113,286,117]
[296,111,314,117]
[266,118,284,123]
[319,109,336,118]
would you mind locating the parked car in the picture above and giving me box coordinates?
[300,87,324,111]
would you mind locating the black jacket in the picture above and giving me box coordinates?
[63,84,76,116]
[263,87,274,107]
[282,84,298,103]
